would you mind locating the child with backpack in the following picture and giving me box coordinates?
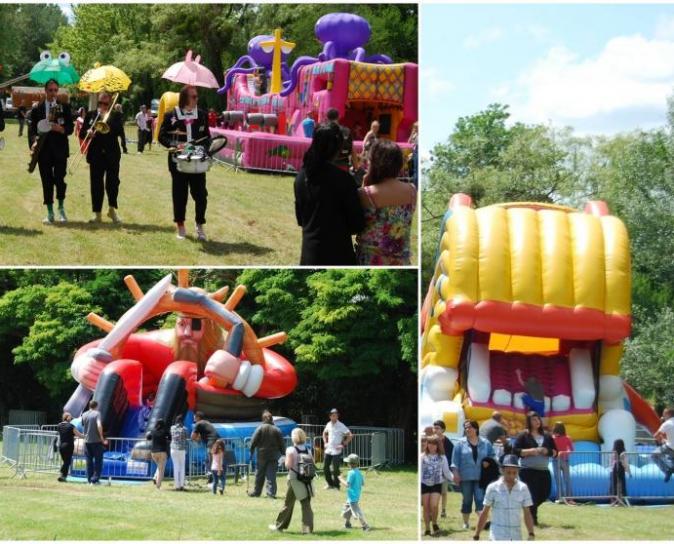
[269,428,315,534]
[338,454,371,532]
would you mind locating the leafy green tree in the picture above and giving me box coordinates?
[622,307,674,410]
[0,4,67,79]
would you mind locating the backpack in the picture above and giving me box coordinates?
[293,446,316,484]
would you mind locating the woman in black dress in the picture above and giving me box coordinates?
[513,411,557,525]
[293,123,365,265]
[159,85,211,241]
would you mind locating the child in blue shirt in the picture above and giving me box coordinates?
[339,453,371,531]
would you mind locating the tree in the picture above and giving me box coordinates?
[422,104,584,285]
[622,307,674,410]
[0,4,67,79]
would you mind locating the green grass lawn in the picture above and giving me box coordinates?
[425,490,674,540]
[0,121,417,266]
[0,464,417,540]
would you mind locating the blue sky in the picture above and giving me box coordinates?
[421,4,674,151]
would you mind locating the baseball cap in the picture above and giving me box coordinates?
[501,454,521,468]
[329,408,339,414]
[345,453,359,465]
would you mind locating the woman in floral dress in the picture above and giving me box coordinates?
[355,140,417,265]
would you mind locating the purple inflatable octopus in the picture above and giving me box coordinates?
[218,35,291,94]
[218,12,393,97]
[280,12,393,97]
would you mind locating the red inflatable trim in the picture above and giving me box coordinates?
[438,299,630,343]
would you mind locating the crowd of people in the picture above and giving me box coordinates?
[421,406,674,539]
[294,109,417,266]
[54,404,371,535]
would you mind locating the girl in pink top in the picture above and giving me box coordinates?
[552,422,575,504]
[211,439,226,495]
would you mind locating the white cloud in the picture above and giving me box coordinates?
[655,14,674,40]
[503,34,674,127]
[463,27,504,49]
[420,66,455,98]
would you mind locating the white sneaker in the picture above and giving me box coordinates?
[196,224,207,241]
[268,524,281,532]
[58,208,67,222]
[43,214,55,225]
[462,523,470,530]
[107,208,121,224]
[176,224,186,240]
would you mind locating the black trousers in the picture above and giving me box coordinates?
[519,468,551,524]
[85,442,105,483]
[170,161,207,224]
[89,154,120,212]
[38,154,67,205]
[59,443,74,478]
[324,453,342,489]
[254,458,279,497]
[137,129,151,152]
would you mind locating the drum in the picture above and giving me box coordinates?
[175,144,211,174]
[36,119,52,134]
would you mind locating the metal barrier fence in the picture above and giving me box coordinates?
[554,450,674,505]
[3,422,404,480]
[1,427,60,477]
[311,433,386,469]
[299,424,405,466]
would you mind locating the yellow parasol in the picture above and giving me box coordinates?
[79,63,131,93]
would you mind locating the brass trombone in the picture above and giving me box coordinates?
[68,92,119,175]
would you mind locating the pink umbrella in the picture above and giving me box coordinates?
[162,50,220,89]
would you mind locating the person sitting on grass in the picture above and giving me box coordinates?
[338,453,371,532]
[211,439,226,495]
[473,455,535,541]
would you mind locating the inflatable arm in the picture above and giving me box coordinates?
[280,56,319,97]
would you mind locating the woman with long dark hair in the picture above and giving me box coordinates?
[513,411,557,525]
[294,123,365,265]
[159,85,211,241]
[355,140,416,265]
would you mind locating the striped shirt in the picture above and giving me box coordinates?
[483,477,533,541]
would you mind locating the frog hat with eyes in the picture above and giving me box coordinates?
[29,51,80,85]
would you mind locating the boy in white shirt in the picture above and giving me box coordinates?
[474,455,535,541]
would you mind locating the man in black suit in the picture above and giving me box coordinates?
[79,92,124,223]
[29,79,74,224]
